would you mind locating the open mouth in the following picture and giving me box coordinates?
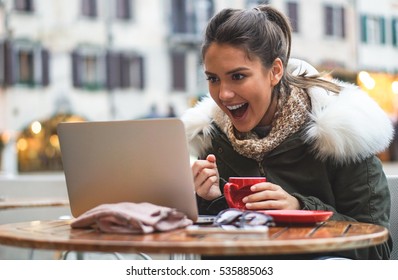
[226,103,249,118]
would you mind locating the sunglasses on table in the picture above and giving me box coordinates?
[214,208,274,229]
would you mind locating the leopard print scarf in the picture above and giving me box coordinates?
[213,86,311,162]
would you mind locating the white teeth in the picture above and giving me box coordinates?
[226,103,246,110]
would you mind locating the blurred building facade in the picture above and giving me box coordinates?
[0,0,397,172]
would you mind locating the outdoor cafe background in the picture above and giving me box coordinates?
[1,0,398,174]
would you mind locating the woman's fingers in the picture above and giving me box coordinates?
[191,155,221,200]
[245,184,285,201]
[195,167,217,188]
[243,183,299,210]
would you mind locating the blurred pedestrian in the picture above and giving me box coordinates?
[144,104,161,119]
[166,104,177,118]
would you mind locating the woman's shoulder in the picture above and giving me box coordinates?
[304,80,394,164]
[287,59,393,164]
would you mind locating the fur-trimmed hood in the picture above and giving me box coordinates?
[181,59,394,164]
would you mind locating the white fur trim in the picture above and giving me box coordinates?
[305,83,393,164]
[180,96,218,157]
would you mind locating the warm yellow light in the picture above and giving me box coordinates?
[358,71,376,90]
[49,134,60,148]
[17,138,28,151]
[393,81,398,95]
[31,121,42,135]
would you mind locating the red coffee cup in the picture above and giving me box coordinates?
[224,177,267,209]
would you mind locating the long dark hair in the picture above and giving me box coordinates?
[201,4,341,97]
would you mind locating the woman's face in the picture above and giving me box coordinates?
[204,43,283,132]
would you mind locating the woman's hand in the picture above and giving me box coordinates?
[191,154,221,201]
[242,182,300,210]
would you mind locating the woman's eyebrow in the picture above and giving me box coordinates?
[225,67,250,75]
[205,67,250,76]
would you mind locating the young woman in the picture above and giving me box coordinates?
[181,5,393,260]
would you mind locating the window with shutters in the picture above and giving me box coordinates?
[82,55,101,88]
[81,0,97,18]
[324,5,345,39]
[122,55,144,89]
[171,0,214,35]
[286,1,299,33]
[106,51,145,90]
[1,39,50,87]
[73,48,144,91]
[14,0,34,12]
[72,48,105,90]
[0,41,5,86]
[360,15,386,45]
[392,18,398,47]
[115,0,133,20]
[18,50,34,85]
[171,51,186,91]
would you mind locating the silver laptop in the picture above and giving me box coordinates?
[57,118,198,222]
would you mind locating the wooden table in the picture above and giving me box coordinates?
[0,219,388,258]
[0,197,69,210]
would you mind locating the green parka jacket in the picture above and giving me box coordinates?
[181,59,394,260]
[199,125,391,260]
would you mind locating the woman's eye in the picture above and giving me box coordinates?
[206,76,219,83]
[232,73,245,80]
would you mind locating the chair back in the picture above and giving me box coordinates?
[387,175,398,260]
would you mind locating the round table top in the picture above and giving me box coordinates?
[0,197,69,210]
[0,219,389,256]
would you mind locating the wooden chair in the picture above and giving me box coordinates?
[387,175,398,260]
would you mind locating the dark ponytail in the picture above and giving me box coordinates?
[257,5,292,67]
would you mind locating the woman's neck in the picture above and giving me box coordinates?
[258,93,278,127]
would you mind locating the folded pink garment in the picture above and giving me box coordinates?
[70,202,193,234]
